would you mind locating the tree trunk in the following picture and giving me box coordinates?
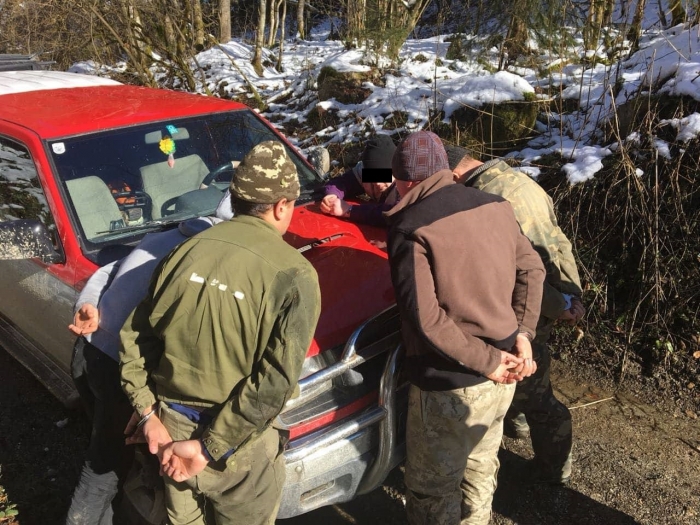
[628,0,647,52]
[296,0,305,39]
[508,14,528,59]
[385,0,431,59]
[164,13,177,56]
[602,0,615,26]
[252,0,266,75]
[584,0,606,52]
[193,0,204,50]
[277,0,286,71]
[669,0,686,26]
[268,0,278,47]
[346,0,366,47]
[219,0,232,42]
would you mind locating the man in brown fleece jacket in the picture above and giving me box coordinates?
[384,131,545,525]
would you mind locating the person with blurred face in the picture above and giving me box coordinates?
[319,134,398,226]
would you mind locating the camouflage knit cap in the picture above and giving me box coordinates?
[230,141,300,204]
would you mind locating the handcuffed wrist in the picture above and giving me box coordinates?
[517,330,534,342]
[136,408,156,429]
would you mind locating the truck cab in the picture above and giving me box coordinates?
[0,71,406,519]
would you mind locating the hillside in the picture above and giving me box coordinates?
[74,2,700,411]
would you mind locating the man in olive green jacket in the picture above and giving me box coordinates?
[448,146,585,484]
[120,141,321,525]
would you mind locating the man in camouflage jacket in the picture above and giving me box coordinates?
[120,141,321,525]
[448,146,585,484]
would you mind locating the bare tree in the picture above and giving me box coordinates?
[346,0,367,47]
[628,0,647,52]
[668,0,686,26]
[219,0,232,43]
[193,0,205,50]
[277,0,287,71]
[501,10,528,68]
[268,0,281,46]
[584,0,600,51]
[296,0,305,39]
[252,0,267,75]
[345,0,431,60]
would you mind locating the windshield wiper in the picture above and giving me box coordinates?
[297,234,345,253]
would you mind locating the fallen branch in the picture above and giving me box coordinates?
[568,396,615,410]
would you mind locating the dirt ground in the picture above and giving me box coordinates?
[0,346,698,525]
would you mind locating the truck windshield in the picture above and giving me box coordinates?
[47,109,322,247]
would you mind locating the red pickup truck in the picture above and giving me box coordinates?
[0,71,405,519]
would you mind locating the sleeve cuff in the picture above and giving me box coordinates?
[199,439,214,462]
[562,294,573,310]
[128,391,157,416]
[518,330,534,341]
[200,432,236,462]
[518,329,536,341]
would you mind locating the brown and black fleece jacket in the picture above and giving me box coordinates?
[384,170,545,391]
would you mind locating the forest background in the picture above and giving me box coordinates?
[1,1,700,523]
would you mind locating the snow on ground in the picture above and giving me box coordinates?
[71,4,700,184]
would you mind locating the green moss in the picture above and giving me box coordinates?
[382,111,409,130]
[523,91,537,102]
[317,69,373,104]
[450,100,539,157]
[446,37,465,61]
[317,66,339,86]
[306,106,341,132]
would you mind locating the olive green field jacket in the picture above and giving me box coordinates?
[120,215,321,461]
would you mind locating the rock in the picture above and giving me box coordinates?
[316,66,373,104]
[449,99,539,157]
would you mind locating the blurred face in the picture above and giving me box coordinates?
[362,181,392,201]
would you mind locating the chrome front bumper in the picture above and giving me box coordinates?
[277,342,405,518]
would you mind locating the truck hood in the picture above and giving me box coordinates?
[285,204,395,355]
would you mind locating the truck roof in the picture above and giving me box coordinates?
[0,71,249,139]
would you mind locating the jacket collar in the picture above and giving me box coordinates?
[384,169,455,220]
[230,213,282,237]
[463,159,508,186]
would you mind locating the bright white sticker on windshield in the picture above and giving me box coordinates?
[52,143,66,154]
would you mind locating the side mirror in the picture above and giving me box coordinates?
[307,147,331,180]
[0,219,64,264]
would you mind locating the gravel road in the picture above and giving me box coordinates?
[1,347,698,525]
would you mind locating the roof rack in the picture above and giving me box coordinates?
[0,53,55,72]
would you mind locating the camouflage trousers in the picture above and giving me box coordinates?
[506,334,573,482]
[159,403,285,525]
[405,381,516,525]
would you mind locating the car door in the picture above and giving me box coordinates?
[0,134,77,401]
